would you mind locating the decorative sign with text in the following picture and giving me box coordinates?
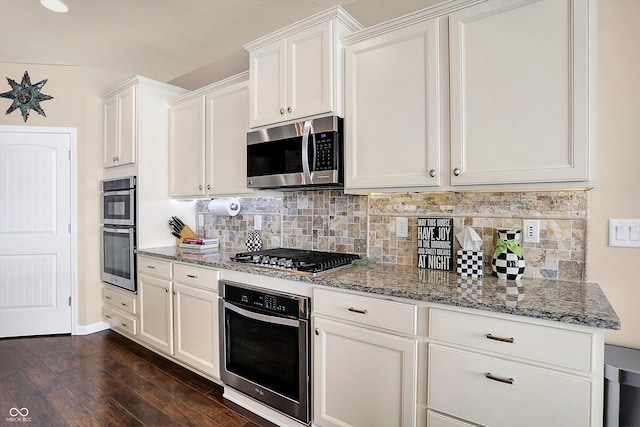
[417,217,454,271]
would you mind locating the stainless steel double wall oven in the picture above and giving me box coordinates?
[101,176,136,292]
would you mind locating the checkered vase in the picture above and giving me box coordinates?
[491,229,525,280]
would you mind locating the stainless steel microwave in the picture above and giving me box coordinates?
[246,116,344,189]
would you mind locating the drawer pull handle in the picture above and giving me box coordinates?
[485,372,514,385]
[120,302,128,307]
[485,333,514,344]
[105,314,113,319]
[348,307,368,315]
[121,323,128,328]
[105,296,112,300]
[147,265,156,269]
[186,274,198,278]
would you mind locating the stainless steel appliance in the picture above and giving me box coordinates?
[246,116,344,189]
[101,176,136,292]
[230,248,360,275]
[101,176,136,226]
[220,281,311,424]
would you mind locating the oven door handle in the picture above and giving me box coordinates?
[102,226,134,234]
[224,301,302,328]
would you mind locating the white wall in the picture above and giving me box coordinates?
[589,0,640,349]
[0,63,127,328]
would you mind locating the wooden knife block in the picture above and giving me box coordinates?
[176,225,197,245]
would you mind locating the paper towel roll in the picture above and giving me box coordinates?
[207,198,241,216]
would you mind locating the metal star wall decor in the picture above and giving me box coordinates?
[0,71,54,122]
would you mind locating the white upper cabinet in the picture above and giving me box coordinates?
[449,0,593,186]
[343,0,595,193]
[244,6,363,129]
[344,15,443,191]
[103,84,136,168]
[169,72,254,198]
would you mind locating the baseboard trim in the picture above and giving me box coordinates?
[73,320,110,336]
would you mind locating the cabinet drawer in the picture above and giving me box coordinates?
[104,306,137,335]
[428,344,591,427]
[104,287,137,315]
[138,256,172,279]
[427,410,475,427]
[313,288,417,335]
[428,307,593,371]
[173,263,219,291]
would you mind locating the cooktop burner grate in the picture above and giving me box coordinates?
[230,248,360,274]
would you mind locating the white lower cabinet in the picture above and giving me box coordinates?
[426,306,604,427]
[137,256,221,380]
[172,264,220,379]
[138,273,174,354]
[313,288,419,427]
[103,285,138,336]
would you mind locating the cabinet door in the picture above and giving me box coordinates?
[449,0,590,185]
[249,39,287,128]
[205,81,254,196]
[138,274,173,354]
[287,21,333,121]
[313,317,418,427]
[173,283,219,378]
[103,94,118,168]
[169,96,206,197]
[117,84,137,166]
[345,18,441,191]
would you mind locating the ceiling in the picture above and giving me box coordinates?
[0,0,439,89]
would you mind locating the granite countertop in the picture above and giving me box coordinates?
[137,246,621,330]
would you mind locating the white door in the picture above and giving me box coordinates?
[0,126,73,337]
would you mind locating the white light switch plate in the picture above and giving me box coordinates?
[608,219,640,248]
[396,217,408,238]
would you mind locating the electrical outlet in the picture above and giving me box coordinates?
[523,219,540,243]
[254,215,262,231]
[396,217,408,238]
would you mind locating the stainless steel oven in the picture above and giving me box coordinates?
[220,280,311,425]
[101,176,136,226]
[101,176,136,292]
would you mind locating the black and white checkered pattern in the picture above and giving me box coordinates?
[246,230,262,252]
[456,250,484,277]
[492,230,525,280]
[456,276,483,302]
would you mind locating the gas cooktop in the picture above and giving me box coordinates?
[230,248,360,275]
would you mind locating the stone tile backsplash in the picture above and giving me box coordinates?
[196,189,588,281]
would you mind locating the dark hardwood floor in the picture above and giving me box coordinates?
[0,330,278,427]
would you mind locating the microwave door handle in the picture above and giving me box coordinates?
[302,120,313,184]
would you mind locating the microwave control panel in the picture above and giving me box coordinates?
[314,133,337,171]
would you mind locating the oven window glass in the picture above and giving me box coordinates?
[103,193,132,222]
[225,307,300,401]
[103,229,132,279]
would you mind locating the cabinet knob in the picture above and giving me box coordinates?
[287,106,292,113]
[115,156,119,162]
[173,290,177,295]
[280,108,285,115]
[165,288,169,293]
[199,185,203,190]
[315,328,320,336]
[453,168,461,176]
[207,184,211,190]
[429,169,436,178]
